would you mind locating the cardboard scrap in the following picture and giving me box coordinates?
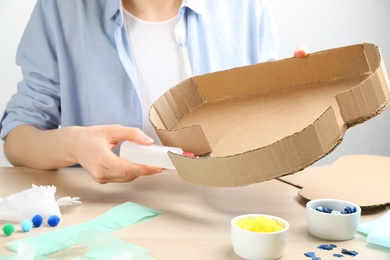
[298,155,390,208]
[277,166,328,188]
[150,43,390,187]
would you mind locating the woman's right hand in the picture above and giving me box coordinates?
[4,124,163,184]
[70,125,163,183]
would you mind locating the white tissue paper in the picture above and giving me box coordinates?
[0,184,81,222]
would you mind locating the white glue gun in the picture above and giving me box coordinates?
[119,141,194,170]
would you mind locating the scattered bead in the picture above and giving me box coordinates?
[304,251,322,259]
[317,244,337,250]
[306,244,357,259]
[47,215,61,227]
[32,214,43,227]
[304,252,316,257]
[2,224,15,236]
[341,248,358,256]
[20,219,33,232]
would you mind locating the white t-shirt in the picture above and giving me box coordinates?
[123,9,184,143]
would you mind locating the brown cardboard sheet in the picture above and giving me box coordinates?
[150,43,390,187]
[277,166,328,188]
[297,155,390,208]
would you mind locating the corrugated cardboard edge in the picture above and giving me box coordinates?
[168,107,342,187]
[336,45,390,126]
[150,43,390,187]
[149,78,212,155]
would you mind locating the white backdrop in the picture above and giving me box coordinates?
[269,0,390,165]
[1,0,390,166]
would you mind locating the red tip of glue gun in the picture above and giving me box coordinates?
[182,151,195,158]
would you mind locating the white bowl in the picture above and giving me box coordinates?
[231,214,289,260]
[306,199,361,241]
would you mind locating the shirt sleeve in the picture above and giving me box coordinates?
[0,0,61,140]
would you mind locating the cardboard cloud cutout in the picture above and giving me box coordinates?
[150,43,390,187]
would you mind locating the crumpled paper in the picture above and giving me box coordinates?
[0,184,81,222]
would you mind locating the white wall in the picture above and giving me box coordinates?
[1,0,390,166]
[269,0,390,165]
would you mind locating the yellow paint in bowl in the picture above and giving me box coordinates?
[236,216,285,232]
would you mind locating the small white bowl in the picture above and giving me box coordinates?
[306,199,361,241]
[231,214,289,260]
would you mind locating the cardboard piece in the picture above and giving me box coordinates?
[150,43,390,187]
[277,166,327,188]
[298,155,390,208]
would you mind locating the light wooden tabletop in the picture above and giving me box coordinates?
[0,167,389,259]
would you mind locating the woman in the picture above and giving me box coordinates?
[0,0,308,183]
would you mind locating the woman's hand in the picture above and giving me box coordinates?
[4,124,163,184]
[70,125,163,183]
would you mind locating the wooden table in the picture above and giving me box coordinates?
[0,167,389,259]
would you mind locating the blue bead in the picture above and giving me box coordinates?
[317,244,334,250]
[342,206,357,214]
[341,248,358,256]
[315,206,332,213]
[304,252,315,257]
[323,207,332,213]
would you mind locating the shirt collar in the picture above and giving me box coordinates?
[180,0,206,15]
[105,0,122,21]
[105,0,205,23]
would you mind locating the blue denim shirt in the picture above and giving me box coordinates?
[0,0,278,139]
